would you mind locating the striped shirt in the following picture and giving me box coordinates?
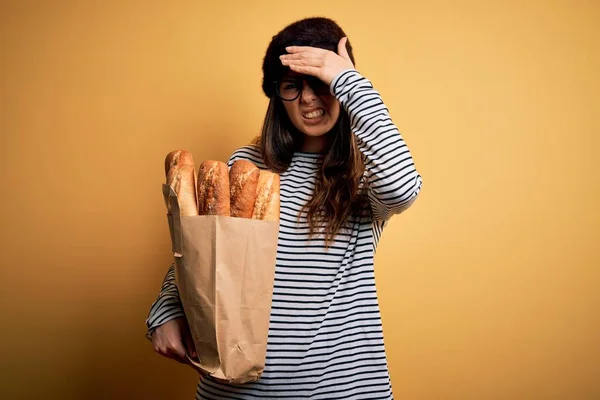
[146,69,423,399]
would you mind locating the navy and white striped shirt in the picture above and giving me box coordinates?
[146,69,423,399]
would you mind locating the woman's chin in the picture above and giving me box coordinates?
[300,120,336,137]
[301,129,329,137]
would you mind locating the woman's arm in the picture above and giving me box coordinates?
[332,69,423,221]
[145,263,186,339]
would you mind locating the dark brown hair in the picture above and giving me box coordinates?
[256,17,368,245]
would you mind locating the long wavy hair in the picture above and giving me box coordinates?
[255,17,368,245]
[253,96,368,246]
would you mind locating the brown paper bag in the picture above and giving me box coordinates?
[162,184,278,384]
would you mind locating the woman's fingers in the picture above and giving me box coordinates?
[151,317,189,363]
[281,56,324,79]
[156,340,187,363]
[151,317,204,375]
[284,63,321,76]
[280,57,322,67]
[280,51,323,61]
[183,328,197,360]
[337,37,351,61]
[284,45,327,55]
[281,57,323,68]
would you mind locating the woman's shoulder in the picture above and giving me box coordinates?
[226,143,267,169]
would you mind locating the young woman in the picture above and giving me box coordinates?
[146,17,423,400]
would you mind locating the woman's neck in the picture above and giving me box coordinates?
[300,134,330,153]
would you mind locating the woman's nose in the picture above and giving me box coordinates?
[299,80,317,102]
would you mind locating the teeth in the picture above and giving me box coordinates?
[303,109,324,119]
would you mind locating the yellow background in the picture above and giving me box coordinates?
[1,0,598,399]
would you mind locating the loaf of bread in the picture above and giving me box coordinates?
[252,170,280,222]
[164,150,279,220]
[166,164,199,216]
[164,150,195,177]
[197,161,230,216]
[229,160,261,218]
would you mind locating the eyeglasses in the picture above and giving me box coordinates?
[274,75,330,101]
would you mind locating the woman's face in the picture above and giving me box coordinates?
[279,72,341,139]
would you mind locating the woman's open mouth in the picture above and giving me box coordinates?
[302,109,325,121]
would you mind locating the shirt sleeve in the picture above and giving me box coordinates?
[144,263,186,340]
[331,69,424,221]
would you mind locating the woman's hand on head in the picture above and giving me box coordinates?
[279,37,354,86]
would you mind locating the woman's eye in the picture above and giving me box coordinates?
[284,83,298,90]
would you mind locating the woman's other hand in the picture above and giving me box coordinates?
[151,316,197,366]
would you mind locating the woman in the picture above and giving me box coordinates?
[146,17,423,399]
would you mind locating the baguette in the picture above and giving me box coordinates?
[164,150,195,177]
[252,170,280,222]
[166,164,199,216]
[197,160,230,216]
[229,160,260,218]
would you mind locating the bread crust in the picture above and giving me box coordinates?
[229,160,260,218]
[164,150,195,177]
[252,170,280,221]
[166,164,199,216]
[197,160,230,216]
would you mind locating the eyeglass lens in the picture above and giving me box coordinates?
[277,76,329,100]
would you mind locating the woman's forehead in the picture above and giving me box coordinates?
[282,71,303,79]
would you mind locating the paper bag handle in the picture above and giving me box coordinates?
[162,184,183,257]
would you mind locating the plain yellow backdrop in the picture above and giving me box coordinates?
[1,0,598,399]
